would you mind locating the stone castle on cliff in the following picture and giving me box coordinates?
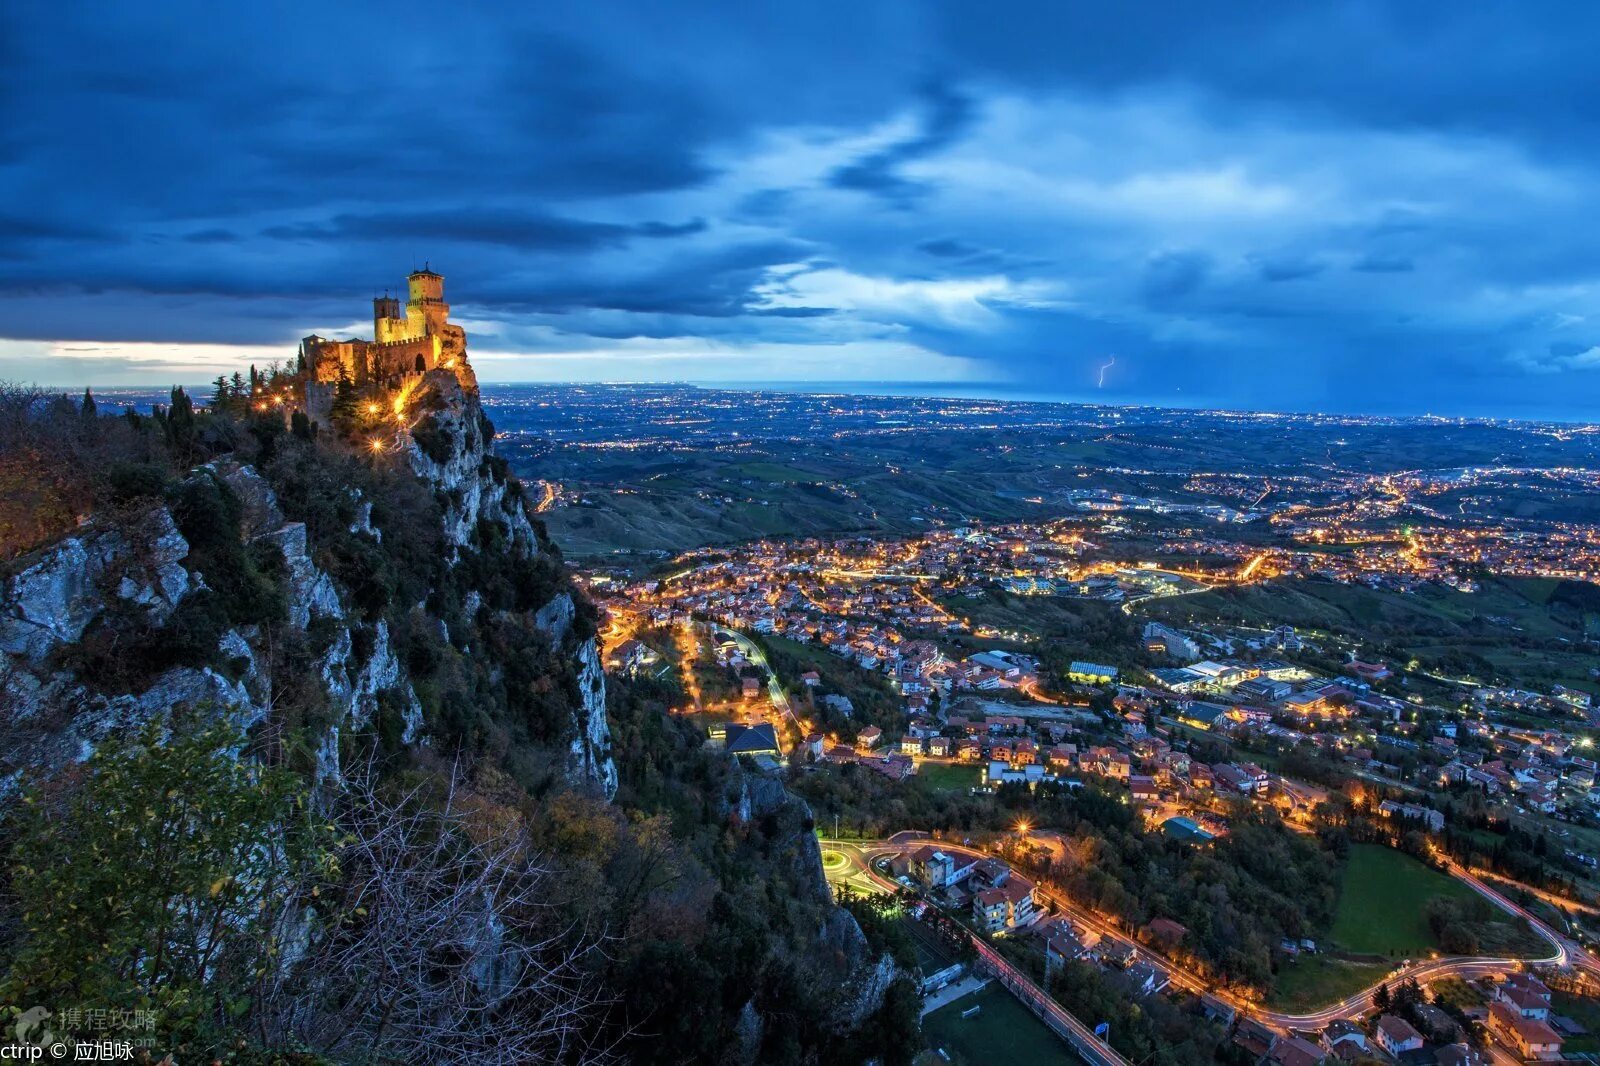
[297,267,475,424]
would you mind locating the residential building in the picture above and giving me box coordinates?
[1374,1015,1424,1055]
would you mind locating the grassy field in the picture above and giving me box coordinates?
[1270,844,1548,1010]
[1329,845,1479,956]
[920,983,1077,1066]
[1267,955,1391,1012]
[1141,574,1600,696]
[915,761,980,793]
[938,589,1125,640]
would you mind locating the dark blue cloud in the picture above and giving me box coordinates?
[829,82,978,203]
[3,0,1600,415]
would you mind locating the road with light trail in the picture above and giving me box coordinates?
[824,835,1580,1035]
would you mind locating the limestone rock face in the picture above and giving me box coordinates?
[409,374,617,799]
[403,370,541,557]
[0,508,189,664]
[570,638,618,798]
[1,379,615,804]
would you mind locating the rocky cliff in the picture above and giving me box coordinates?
[0,369,615,802]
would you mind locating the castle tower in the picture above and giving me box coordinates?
[406,267,449,338]
[373,293,405,343]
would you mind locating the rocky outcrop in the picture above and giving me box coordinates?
[1,372,614,804]
[408,374,617,799]
[0,508,188,664]
[403,370,543,557]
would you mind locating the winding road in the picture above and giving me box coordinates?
[824,834,1588,1036]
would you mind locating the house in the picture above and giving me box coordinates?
[909,845,977,889]
[1126,960,1169,997]
[1489,1001,1563,1060]
[1320,1020,1367,1055]
[1100,941,1137,969]
[609,638,660,673]
[801,732,825,760]
[1233,1018,1277,1060]
[800,670,821,687]
[899,735,923,756]
[1199,993,1236,1027]
[1374,1015,1424,1055]
[972,878,1035,932]
[1497,973,1553,1019]
[1268,1036,1326,1066]
[1434,1045,1484,1066]
[856,726,882,750]
[927,735,951,758]
[1214,762,1268,796]
[1041,920,1093,971]
[1129,775,1160,804]
[1413,1003,1462,1043]
[741,676,763,700]
[1144,917,1187,948]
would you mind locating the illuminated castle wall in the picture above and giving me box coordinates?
[300,268,467,386]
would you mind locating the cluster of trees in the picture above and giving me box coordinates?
[792,763,1339,992]
[1,718,611,1063]
[751,633,902,741]
[597,668,923,1064]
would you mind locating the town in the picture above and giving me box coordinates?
[564,415,1600,1066]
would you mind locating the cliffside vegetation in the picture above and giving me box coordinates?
[0,383,912,1064]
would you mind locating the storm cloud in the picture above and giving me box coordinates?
[5,1,1600,416]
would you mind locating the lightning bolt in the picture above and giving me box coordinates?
[1097,355,1116,388]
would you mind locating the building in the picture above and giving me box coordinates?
[1489,1001,1562,1060]
[1042,920,1093,971]
[856,726,882,750]
[1374,1015,1424,1055]
[1236,677,1292,703]
[1214,762,1269,796]
[1126,959,1169,997]
[300,268,468,389]
[1143,622,1200,661]
[972,878,1035,932]
[723,723,780,758]
[1068,661,1119,684]
[1268,1036,1326,1066]
[1378,799,1445,832]
[1143,917,1187,948]
[910,845,977,889]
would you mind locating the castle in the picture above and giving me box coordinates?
[300,267,468,386]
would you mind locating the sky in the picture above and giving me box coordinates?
[5,2,1600,417]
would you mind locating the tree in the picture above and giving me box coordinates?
[1374,981,1392,1012]
[167,385,197,463]
[79,387,96,420]
[1,716,327,1054]
[254,768,613,1063]
[330,366,359,428]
